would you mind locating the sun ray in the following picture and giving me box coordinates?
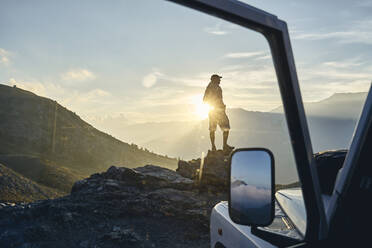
[190,94,212,120]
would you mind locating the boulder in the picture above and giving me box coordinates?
[135,165,194,190]
[72,165,194,193]
[176,150,230,193]
[199,150,229,191]
[176,159,200,179]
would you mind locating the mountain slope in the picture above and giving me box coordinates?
[0,155,82,193]
[272,92,367,119]
[0,164,60,202]
[0,84,177,199]
[100,94,365,184]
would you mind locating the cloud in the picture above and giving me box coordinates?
[255,54,272,60]
[0,48,11,65]
[322,59,365,68]
[293,31,354,41]
[296,58,372,101]
[357,0,372,7]
[231,184,271,208]
[224,51,265,59]
[142,71,163,88]
[61,69,96,82]
[76,88,111,102]
[144,61,282,112]
[6,78,114,120]
[8,78,57,97]
[7,78,111,102]
[160,55,371,112]
[293,19,372,45]
[204,23,228,35]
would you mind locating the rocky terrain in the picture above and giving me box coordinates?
[0,149,347,247]
[0,150,230,248]
[0,164,61,202]
[177,150,229,194]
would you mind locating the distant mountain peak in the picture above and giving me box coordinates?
[271,91,367,119]
[320,92,367,103]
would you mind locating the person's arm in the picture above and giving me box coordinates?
[203,86,210,103]
[218,86,226,108]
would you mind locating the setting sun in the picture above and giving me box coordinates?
[190,94,212,120]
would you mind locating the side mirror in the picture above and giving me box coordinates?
[229,148,275,226]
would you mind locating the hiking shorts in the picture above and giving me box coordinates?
[209,108,230,131]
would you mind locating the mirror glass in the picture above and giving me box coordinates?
[230,149,273,226]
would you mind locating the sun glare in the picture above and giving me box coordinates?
[190,94,212,120]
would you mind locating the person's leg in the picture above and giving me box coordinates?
[210,131,216,151]
[209,110,217,151]
[223,130,234,150]
[223,130,229,148]
[221,111,234,151]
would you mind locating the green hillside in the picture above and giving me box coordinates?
[0,84,177,199]
[0,155,82,193]
[0,164,61,202]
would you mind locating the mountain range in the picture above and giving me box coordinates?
[0,83,367,198]
[93,92,367,184]
[272,92,367,119]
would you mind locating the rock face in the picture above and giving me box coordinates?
[176,159,200,180]
[0,164,227,248]
[177,150,230,193]
[199,150,229,191]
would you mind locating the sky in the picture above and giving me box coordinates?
[1,0,372,125]
[232,150,272,189]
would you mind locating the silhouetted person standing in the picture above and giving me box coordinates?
[203,74,234,152]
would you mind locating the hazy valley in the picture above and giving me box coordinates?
[93,92,366,184]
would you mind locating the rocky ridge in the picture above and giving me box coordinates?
[0,149,346,247]
[177,150,229,193]
[0,151,230,248]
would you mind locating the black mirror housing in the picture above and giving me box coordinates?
[228,148,275,226]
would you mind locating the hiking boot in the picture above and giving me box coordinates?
[223,144,234,151]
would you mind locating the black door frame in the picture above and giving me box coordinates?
[166,0,328,241]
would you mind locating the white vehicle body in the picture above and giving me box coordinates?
[210,189,305,248]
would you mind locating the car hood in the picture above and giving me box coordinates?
[275,188,306,236]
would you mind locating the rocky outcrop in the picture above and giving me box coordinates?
[176,159,200,180]
[0,164,226,248]
[177,150,230,193]
[0,149,349,247]
[199,150,229,190]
